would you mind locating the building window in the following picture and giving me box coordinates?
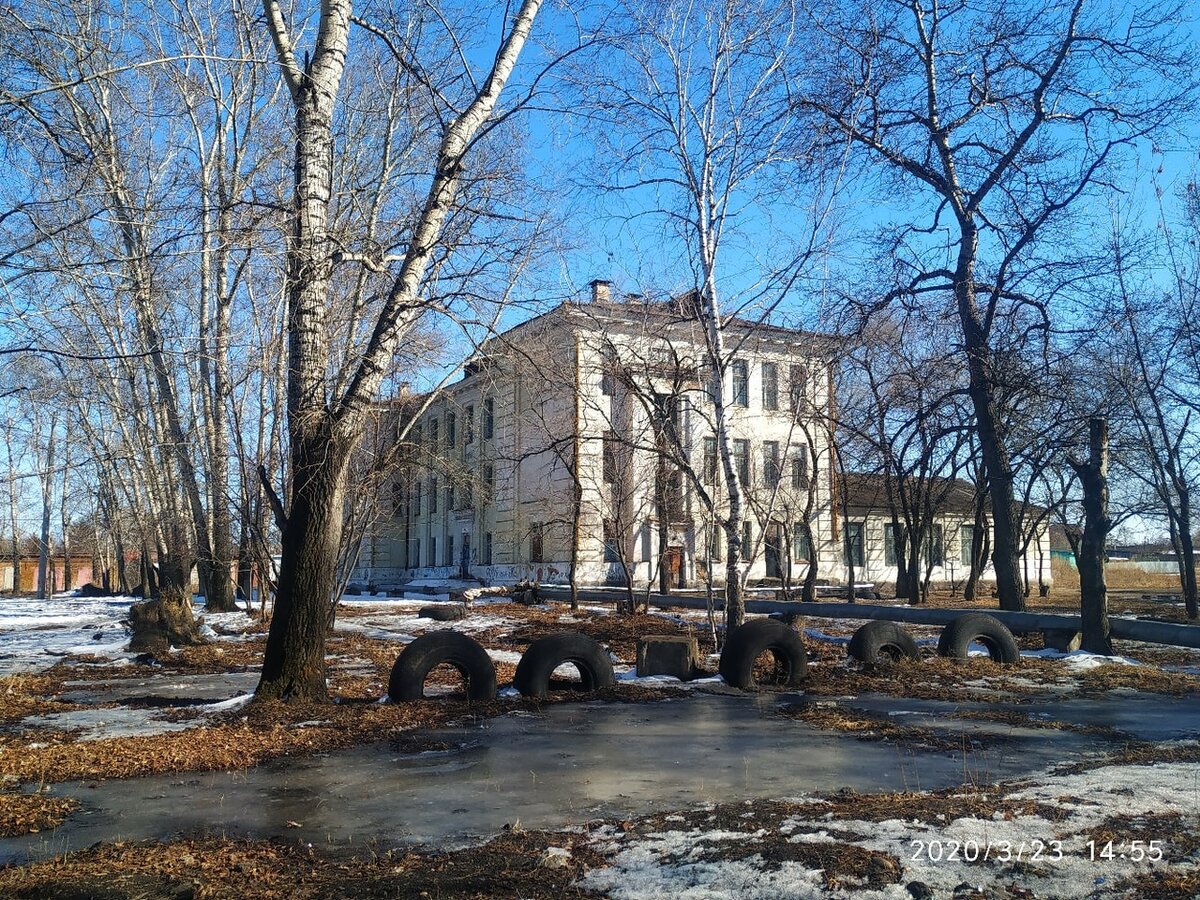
[484,531,493,566]
[741,519,752,554]
[429,418,439,448]
[413,424,423,450]
[464,405,475,445]
[483,463,494,498]
[763,441,781,488]
[789,364,809,414]
[703,437,717,482]
[732,359,749,407]
[603,520,620,563]
[708,524,722,560]
[926,523,945,568]
[429,536,437,567]
[447,411,456,447]
[733,438,749,485]
[792,524,811,562]
[447,483,454,511]
[414,482,422,516]
[600,348,616,396]
[844,522,864,568]
[884,523,905,566]
[791,449,810,489]
[464,479,474,509]
[412,538,420,568]
[762,362,779,411]
[530,523,544,562]
[483,397,494,440]
[429,475,438,513]
[641,522,652,562]
[603,431,617,483]
[445,534,455,566]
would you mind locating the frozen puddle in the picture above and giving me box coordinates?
[1,692,1116,863]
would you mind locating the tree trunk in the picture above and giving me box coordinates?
[1073,418,1112,655]
[1175,491,1198,620]
[257,433,351,702]
[800,520,818,603]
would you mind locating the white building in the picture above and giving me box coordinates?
[356,282,843,589]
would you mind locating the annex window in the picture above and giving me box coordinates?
[763,441,781,488]
[446,483,454,511]
[792,524,811,562]
[703,437,718,482]
[708,523,722,560]
[884,523,905,567]
[429,536,437,567]
[530,522,544,562]
[414,481,423,516]
[447,411,456,447]
[844,521,864,568]
[600,348,617,396]
[732,359,749,407]
[762,362,779,411]
[429,418,439,448]
[741,519,753,554]
[429,475,438,513]
[926,523,945,568]
[483,463,494,498]
[483,397,494,440]
[960,525,976,566]
[732,438,750,486]
[464,405,475,445]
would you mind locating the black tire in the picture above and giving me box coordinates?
[718,619,808,690]
[847,621,920,664]
[936,613,1020,664]
[388,631,497,702]
[418,604,467,621]
[513,632,615,699]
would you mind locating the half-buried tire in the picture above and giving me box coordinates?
[513,632,614,699]
[719,619,808,690]
[847,620,920,664]
[936,613,1020,664]
[388,631,497,702]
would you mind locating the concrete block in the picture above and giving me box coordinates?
[636,635,699,681]
[1043,629,1082,652]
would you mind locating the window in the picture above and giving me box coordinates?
[926,523,945,568]
[464,405,475,445]
[792,524,811,562]
[484,532,493,566]
[789,364,810,414]
[447,411,456,447]
[530,523,544,562]
[641,522,652,562]
[429,475,438,513]
[429,418,439,448]
[763,441,781,488]
[791,449,810,489]
[600,349,616,395]
[414,482,422,516]
[603,520,620,562]
[445,534,455,566]
[762,362,779,411]
[961,525,976,566]
[413,424,423,450]
[844,522,864,568]
[742,519,753,554]
[446,483,454,511]
[884,523,905,566]
[708,524,722,560]
[483,463,494,498]
[603,430,617,483]
[733,438,750,485]
[732,359,749,407]
[429,536,437,567]
[411,538,420,568]
[464,479,474,509]
[483,397,494,440]
[703,437,718,482]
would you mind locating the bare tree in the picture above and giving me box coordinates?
[801,0,1198,611]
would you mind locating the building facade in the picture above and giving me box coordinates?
[355,282,843,589]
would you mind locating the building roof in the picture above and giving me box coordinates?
[842,472,1049,521]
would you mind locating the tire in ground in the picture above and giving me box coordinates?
[718,619,808,690]
[388,631,497,702]
[513,632,615,699]
[936,613,1020,664]
[847,620,920,664]
[418,603,467,621]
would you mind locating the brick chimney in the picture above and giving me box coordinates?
[590,279,612,303]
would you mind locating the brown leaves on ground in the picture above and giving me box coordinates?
[0,791,78,837]
[0,832,605,900]
[499,609,718,661]
[778,701,990,751]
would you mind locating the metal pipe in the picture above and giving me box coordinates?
[536,586,1200,649]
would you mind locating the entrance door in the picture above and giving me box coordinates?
[765,525,782,579]
[665,546,685,588]
[459,532,471,579]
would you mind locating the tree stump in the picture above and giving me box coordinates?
[128,588,206,654]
